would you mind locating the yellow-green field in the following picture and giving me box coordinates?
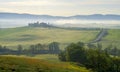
[2,54,60,62]
[0,27,99,49]
[0,55,91,72]
[0,27,120,72]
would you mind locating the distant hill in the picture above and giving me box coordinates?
[0,12,120,20]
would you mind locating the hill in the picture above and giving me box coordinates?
[0,56,91,72]
[0,12,120,20]
[0,27,99,49]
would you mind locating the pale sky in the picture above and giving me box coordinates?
[0,0,120,16]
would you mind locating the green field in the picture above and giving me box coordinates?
[0,27,99,49]
[2,54,60,62]
[0,27,120,50]
[0,27,120,72]
[100,29,120,49]
[0,55,91,72]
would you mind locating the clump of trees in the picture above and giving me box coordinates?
[0,42,60,55]
[59,42,120,72]
[28,22,57,28]
[87,43,120,57]
[104,44,120,57]
[0,45,11,54]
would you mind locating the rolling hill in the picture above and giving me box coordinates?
[0,27,99,49]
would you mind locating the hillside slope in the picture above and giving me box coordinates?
[0,27,99,49]
[0,56,91,72]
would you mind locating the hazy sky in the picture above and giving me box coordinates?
[0,0,120,16]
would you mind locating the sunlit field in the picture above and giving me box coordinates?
[0,27,99,50]
[0,55,91,72]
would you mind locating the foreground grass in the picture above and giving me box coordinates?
[0,56,91,72]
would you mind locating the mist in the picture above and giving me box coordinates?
[0,19,120,29]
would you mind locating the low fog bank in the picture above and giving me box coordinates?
[0,19,120,29]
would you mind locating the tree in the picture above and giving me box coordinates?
[112,58,120,72]
[112,46,118,57]
[29,45,36,56]
[58,51,66,61]
[59,42,120,72]
[87,43,97,49]
[65,42,87,64]
[48,42,60,54]
[35,43,43,53]
[97,43,102,51]
[17,45,23,55]
[86,49,112,72]
[104,45,120,57]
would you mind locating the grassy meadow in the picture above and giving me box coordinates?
[0,27,100,72]
[2,54,60,62]
[0,27,99,50]
[0,55,91,72]
[0,27,120,72]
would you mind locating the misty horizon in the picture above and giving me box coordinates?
[0,18,120,29]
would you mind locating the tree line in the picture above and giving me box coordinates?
[87,43,120,57]
[0,42,60,55]
[59,42,120,72]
